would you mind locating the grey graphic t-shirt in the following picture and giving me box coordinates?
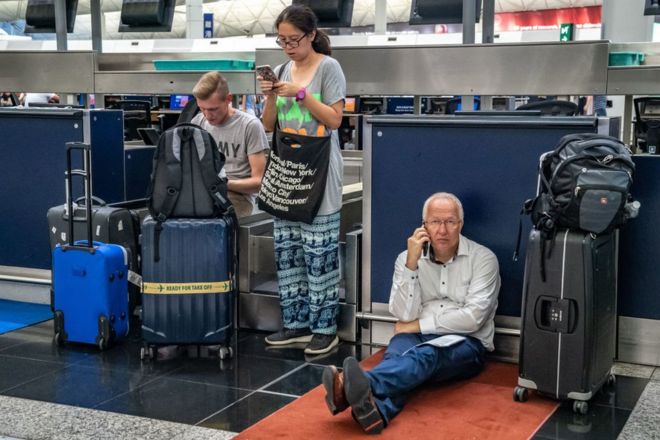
[192,109,269,181]
[275,56,346,216]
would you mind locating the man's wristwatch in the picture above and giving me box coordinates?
[295,87,307,102]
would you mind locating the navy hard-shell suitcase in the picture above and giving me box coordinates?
[140,215,236,360]
[52,143,130,349]
[514,229,617,414]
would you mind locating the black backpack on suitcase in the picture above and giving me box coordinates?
[524,133,637,237]
[146,123,234,260]
[514,133,640,281]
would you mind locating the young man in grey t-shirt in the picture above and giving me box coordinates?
[192,71,269,217]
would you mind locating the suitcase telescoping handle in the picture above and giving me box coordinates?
[65,142,94,251]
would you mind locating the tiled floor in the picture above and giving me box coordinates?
[0,319,656,439]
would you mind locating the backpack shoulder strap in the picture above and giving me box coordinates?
[156,128,183,221]
[150,128,184,262]
[176,98,200,124]
[172,122,202,130]
[192,128,234,214]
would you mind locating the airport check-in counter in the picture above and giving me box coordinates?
[238,183,363,342]
[342,150,363,185]
[3,41,660,360]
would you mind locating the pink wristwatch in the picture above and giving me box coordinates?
[295,87,307,102]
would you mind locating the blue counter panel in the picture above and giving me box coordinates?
[2,110,84,269]
[0,109,124,269]
[89,110,125,204]
[368,116,601,316]
[124,145,155,201]
[618,156,660,320]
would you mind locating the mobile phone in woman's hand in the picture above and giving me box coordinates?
[256,65,278,83]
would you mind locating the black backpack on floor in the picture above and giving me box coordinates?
[524,133,637,237]
[147,123,234,260]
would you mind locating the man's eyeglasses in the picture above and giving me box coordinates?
[275,33,308,48]
[423,219,461,229]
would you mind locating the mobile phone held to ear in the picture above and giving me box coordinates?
[422,241,429,257]
[256,65,278,83]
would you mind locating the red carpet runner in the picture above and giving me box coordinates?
[236,352,558,440]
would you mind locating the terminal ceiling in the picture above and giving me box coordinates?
[0,0,602,38]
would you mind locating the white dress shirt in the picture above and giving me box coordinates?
[389,235,501,351]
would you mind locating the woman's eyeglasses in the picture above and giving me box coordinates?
[275,33,308,48]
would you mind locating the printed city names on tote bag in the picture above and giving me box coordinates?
[257,126,331,224]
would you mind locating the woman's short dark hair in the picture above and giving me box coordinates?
[275,4,332,56]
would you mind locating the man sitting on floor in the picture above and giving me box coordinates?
[322,192,501,433]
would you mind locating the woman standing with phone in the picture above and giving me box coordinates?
[257,4,346,355]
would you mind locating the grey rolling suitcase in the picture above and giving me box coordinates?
[47,198,139,269]
[514,229,617,414]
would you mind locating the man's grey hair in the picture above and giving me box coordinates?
[422,192,464,222]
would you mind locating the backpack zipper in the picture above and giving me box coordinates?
[575,182,627,198]
[574,167,629,197]
[574,167,588,197]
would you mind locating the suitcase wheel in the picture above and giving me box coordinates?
[140,344,156,361]
[513,386,528,402]
[53,310,66,346]
[96,315,112,351]
[218,346,233,361]
[606,374,616,387]
[573,400,589,415]
[53,331,65,347]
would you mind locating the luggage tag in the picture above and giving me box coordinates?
[128,270,142,288]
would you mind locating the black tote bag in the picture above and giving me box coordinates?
[257,123,331,224]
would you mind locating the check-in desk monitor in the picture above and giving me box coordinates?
[109,100,152,141]
[634,97,660,154]
[170,94,193,110]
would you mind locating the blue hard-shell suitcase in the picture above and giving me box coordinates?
[140,215,236,360]
[52,143,130,349]
[47,197,148,315]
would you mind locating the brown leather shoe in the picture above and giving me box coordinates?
[322,365,349,415]
[343,357,385,434]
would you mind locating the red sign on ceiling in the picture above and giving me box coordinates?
[495,6,602,31]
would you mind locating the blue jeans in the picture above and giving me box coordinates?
[366,333,486,424]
